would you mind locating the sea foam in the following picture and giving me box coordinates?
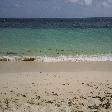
[0,54,112,62]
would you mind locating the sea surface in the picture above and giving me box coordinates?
[0,18,112,61]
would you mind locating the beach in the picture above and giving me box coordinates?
[0,18,112,112]
[0,62,112,112]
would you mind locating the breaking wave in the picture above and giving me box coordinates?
[0,54,112,62]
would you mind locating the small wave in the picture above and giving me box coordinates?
[0,55,112,62]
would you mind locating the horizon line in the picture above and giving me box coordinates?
[0,17,112,19]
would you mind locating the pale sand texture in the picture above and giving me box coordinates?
[0,62,112,112]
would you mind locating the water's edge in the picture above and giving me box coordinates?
[0,55,112,62]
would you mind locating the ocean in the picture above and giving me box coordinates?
[0,18,112,62]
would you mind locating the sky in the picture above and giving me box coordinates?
[0,0,112,18]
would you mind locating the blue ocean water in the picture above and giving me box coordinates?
[0,18,112,58]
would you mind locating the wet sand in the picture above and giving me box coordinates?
[0,62,112,112]
[0,61,112,73]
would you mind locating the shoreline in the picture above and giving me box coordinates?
[0,54,112,62]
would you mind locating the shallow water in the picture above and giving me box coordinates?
[0,28,112,57]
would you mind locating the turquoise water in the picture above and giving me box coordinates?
[0,28,112,56]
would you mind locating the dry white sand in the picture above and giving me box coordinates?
[0,62,112,112]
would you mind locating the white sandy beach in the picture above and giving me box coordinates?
[0,62,112,112]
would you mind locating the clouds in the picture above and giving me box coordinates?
[0,0,112,18]
[65,0,92,6]
[65,0,112,7]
